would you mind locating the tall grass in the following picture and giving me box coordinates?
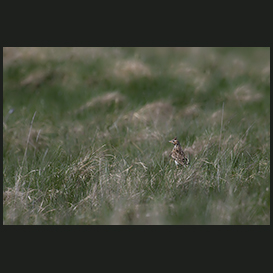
[3,47,270,224]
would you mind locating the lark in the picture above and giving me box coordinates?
[169,137,189,167]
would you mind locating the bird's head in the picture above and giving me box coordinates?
[169,137,179,145]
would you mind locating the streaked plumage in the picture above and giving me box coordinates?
[169,137,189,166]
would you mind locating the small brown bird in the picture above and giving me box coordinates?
[169,137,189,167]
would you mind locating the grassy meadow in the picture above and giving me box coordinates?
[3,47,270,224]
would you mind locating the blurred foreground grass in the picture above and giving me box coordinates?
[3,47,270,224]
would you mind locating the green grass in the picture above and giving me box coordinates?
[3,47,270,224]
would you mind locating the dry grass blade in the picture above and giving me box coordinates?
[16,112,37,191]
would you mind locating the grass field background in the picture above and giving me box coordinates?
[3,47,270,224]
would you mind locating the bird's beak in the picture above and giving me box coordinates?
[169,140,172,143]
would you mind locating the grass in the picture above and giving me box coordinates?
[3,47,270,224]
